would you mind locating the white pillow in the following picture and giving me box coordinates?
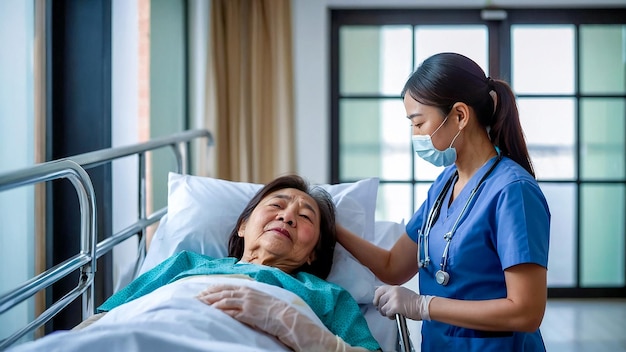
[139,173,380,303]
[327,219,407,303]
[372,220,406,249]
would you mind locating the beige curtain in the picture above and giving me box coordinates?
[209,0,295,183]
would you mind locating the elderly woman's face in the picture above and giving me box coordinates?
[238,188,321,273]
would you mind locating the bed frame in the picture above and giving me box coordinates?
[0,129,413,352]
[0,129,212,349]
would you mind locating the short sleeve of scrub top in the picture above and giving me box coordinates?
[494,176,550,269]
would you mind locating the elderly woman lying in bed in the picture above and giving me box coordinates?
[10,175,381,352]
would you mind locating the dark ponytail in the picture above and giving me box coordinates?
[402,52,535,177]
[489,79,535,177]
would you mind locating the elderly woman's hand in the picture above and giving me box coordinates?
[197,284,370,352]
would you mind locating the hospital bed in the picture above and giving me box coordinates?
[0,129,413,351]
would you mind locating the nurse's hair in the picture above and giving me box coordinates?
[401,52,535,178]
[227,174,337,279]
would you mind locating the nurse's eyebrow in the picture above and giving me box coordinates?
[406,113,423,119]
[272,194,317,215]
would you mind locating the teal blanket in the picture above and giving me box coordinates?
[98,251,380,350]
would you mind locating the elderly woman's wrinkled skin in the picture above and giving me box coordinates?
[238,188,321,274]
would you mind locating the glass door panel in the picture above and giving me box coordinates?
[511,25,575,94]
[414,25,488,73]
[580,25,626,94]
[339,26,413,96]
[339,98,408,180]
[517,98,576,180]
[580,184,626,287]
[0,0,36,342]
[580,98,626,180]
[542,183,577,287]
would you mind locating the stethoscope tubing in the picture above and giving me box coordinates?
[419,153,503,285]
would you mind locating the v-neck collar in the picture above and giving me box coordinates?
[445,155,500,217]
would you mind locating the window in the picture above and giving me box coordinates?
[331,8,626,297]
[0,0,36,341]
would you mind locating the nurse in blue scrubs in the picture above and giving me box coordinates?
[337,52,550,351]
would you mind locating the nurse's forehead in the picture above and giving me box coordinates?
[404,98,435,118]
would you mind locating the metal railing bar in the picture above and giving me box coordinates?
[0,254,91,315]
[396,314,413,352]
[66,130,212,171]
[0,160,96,320]
[0,280,90,350]
[95,207,167,260]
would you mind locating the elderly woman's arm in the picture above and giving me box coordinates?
[197,284,372,352]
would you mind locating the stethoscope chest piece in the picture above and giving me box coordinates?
[435,270,450,285]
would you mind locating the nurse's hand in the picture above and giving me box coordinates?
[373,285,434,321]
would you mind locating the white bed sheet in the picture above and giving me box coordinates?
[9,276,328,352]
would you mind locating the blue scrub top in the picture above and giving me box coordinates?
[406,156,550,352]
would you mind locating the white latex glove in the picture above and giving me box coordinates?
[197,284,370,352]
[373,285,434,321]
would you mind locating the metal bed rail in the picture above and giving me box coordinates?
[66,129,213,277]
[396,313,414,352]
[0,160,97,350]
[0,129,213,350]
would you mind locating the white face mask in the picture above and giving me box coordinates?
[411,116,460,167]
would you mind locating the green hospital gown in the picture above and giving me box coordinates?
[98,250,380,351]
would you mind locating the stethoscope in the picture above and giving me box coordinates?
[418,150,502,286]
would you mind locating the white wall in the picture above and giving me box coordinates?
[291,0,626,184]
[291,0,330,183]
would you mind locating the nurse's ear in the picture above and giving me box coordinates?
[451,102,471,130]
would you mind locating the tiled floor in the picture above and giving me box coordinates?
[541,298,626,351]
[403,298,626,351]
